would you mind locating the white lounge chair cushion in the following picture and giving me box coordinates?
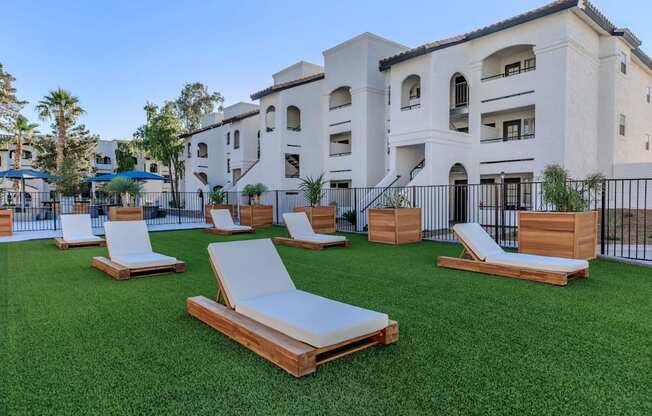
[112,252,179,269]
[453,223,503,260]
[211,209,251,231]
[208,239,295,306]
[291,234,347,244]
[105,220,153,258]
[236,290,388,348]
[486,252,588,274]
[61,214,101,243]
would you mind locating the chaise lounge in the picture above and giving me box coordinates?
[54,214,106,249]
[204,209,254,235]
[91,220,185,280]
[273,212,347,250]
[187,239,397,377]
[437,223,589,286]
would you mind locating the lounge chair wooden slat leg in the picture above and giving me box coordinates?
[272,237,347,250]
[55,237,106,250]
[91,256,185,280]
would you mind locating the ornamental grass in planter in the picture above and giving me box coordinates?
[293,174,336,233]
[239,183,272,227]
[368,192,421,245]
[104,177,144,221]
[205,189,232,224]
[518,165,603,260]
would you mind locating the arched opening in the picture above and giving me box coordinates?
[186,143,191,158]
[449,163,468,224]
[197,142,208,158]
[286,106,301,131]
[449,73,469,132]
[481,44,536,81]
[401,75,421,110]
[265,106,276,132]
[149,163,158,173]
[329,87,352,110]
[233,130,240,149]
[196,172,208,185]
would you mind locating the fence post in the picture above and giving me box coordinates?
[600,180,606,255]
[177,192,181,224]
[493,185,499,244]
[354,187,358,233]
[199,191,204,223]
[275,190,279,224]
[412,186,416,208]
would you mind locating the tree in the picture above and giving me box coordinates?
[32,124,98,177]
[56,157,84,197]
[4,116,39,198]
[174,82,223,132]
[0,63,26,132]
[115,141,137,172]
[35,88,85,174]
[134,102,184,207]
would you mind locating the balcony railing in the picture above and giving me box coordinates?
[329,151,351,157]
[287,126,301,132]
[481,66,536,82]
[329,103,352,111]
[401,98,421,111]
[480,133,535,143]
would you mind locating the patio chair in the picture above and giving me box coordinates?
[436,223,589,286]
[54,214,105,249]
[91,220,185,280]
[204,209,254,235]
[187,239,397,377]
[273,212,347,250]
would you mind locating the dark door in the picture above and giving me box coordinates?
[453,179,468,223]
[504,61,522,77]
[503,120,521,141]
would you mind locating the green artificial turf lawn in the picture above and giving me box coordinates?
[1,227,651,415]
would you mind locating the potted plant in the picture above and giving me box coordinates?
[368,191,421,244]
[104,177,144,221]
[293,173,336,233]
[205,188,232,224]
[518,164,603,260]
[239,183,272,227]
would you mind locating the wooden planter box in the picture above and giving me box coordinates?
[239,205,273,228]
[368,208,421,245]
[518,211,598,260]
[0,209,12,237]
[205,204,233,224]
[73,201,90,214]
[293,206,336,233]
[108,207,144,221]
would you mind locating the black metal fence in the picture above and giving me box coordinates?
[3,178,652,262]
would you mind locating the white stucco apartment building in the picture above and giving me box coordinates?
[181,0,651,196]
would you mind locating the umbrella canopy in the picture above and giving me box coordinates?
[87,170,166,182]
[0,168,59,180]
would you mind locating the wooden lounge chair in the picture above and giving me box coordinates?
[91,220,185,280]
[204,209,254,235]
[437,223,589,286]
[187,239,397,377]
[273,212,347,250]
[54,214,106,249]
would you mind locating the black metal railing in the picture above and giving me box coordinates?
[400,103,421,111]
[329,103,352,111]
[480,133,535,143]
[481,65,536,82]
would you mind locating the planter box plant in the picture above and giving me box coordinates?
[205,189,232,224]
[293,174,336,233]
[368,192,421,244]
[0,209,13,237]
[517,165,602,260]
[240,183,272,227]
[104,177,144,221]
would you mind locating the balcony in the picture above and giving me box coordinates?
[481,65,536,82]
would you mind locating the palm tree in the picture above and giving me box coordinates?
[8,116,39,204]
[35,88,84,174]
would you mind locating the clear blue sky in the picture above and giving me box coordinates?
[3,0,650,138]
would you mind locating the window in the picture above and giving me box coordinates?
[619,114,626,136]
[226,132,230,145]
[197,142,208,158]
[187,143,191,158]
[226,158,230,173]
[646,134,651,151]
[504,62,521,77]
[647,87,651,103]
[401,75,421,110]
[503,178,523,210]
[330,180,351,189]
[233,130,240,149]
[329,87,352,110]
[387,85,391,105]
[265,106,276,132]
[452,75,468,108]
[284,153,300,178]
[257,136,261,160]
[523,57,536,71]
[232,168,242,184]
[503,120,521,140]
[149,163,158,173]
[286,106,301,131]
[329,132,352,156]
[620,52,627,74]
[523,118,536,139]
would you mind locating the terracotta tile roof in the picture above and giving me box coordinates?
[250,72,325,101]
[179,109,260,138]
[379,0,651,71]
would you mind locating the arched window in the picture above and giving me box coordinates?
[286,106,301,131]
[197,142,208,158]
[265,106,276,132]
[234,130,240,149]
[401,75,421,110]
[149,163,158,173]
[329,87,352,110]
[449,73,470,133]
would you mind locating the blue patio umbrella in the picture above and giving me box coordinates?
[0,168,59,208]
[87,170,165,182]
